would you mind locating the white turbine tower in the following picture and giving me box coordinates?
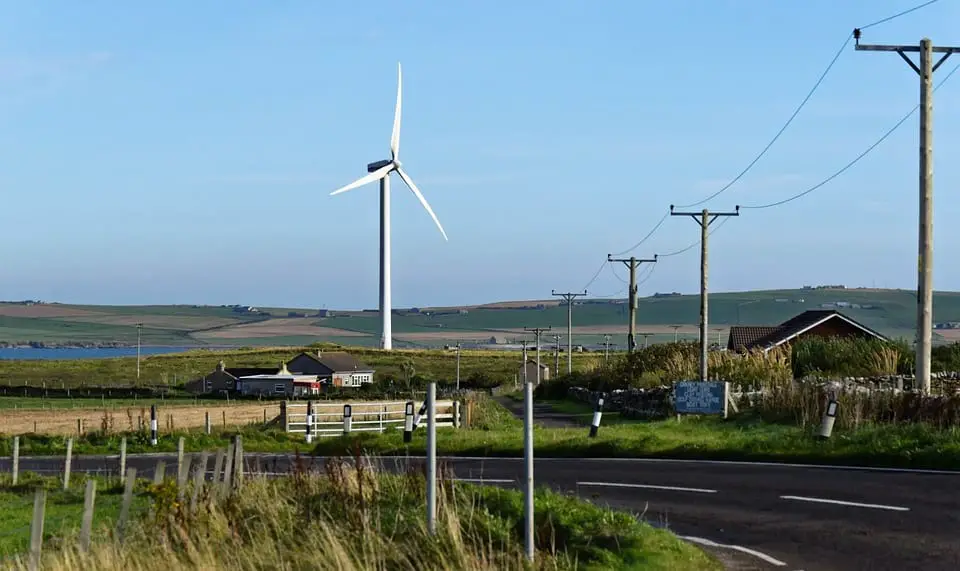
[330,63,448,351]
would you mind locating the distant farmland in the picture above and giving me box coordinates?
[1,287,958,349]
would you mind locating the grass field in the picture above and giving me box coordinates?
[3,287,959,349]
[0,345,604,388]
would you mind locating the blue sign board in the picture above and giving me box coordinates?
[674,381,728,416]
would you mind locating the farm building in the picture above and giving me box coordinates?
[286,350,376,388]
[727,310,888,354]
[236,363,323,397]
[519,359,550,383]
[184,360,280,396]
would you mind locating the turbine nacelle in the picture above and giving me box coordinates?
[367,159,393,173]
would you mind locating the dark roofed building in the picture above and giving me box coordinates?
[184,360,281,395]
[727,310,888,353]
[286,350,376,388]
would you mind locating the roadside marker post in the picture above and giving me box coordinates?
[403,401,414,443]
[413,401,428,429]
[150,404,158,446]
[305,400,314,444]
[343,404,353,435]
[589,395,604,438]
[818,394,839,440]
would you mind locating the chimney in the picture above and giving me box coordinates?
[279,361,290,375]
[316,348,322,359]
[216,360,225,372]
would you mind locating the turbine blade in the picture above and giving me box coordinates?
[329,164,393,196]
[391,62,402,160]
[397,166,448,241]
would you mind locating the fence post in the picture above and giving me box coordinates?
[221,443,235,496]
[116,467,136,541]
[281,401,289,432]
[28,488,46,571]
[12,436,19,485]
[205,411,211,435]
[212,449,225,484]
[190,451,208,513]
[150,404,158,446]
[79,479,97,552]
[403,401,414,443]
[177,437,186,484]
[232,435,244,487]
[63,438,74,490]
[153,460,166,485]
[77,418,82,436]
[454,401,461,428]
[119,437,127,481]
[343,404,353,435]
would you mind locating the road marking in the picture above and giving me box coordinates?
[577,481,717,494]
[779,495,909,512]
[679,535,787,567]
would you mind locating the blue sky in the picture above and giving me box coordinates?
[0,1,958,309]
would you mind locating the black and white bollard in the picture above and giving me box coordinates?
[305,400,314,444]
[412,402,428,429]
[818,396,838,440]
[589,396,604,438]
[150,404,158,446]
[403,401,415,443]
[343,404,353,435]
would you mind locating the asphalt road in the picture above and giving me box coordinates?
[3,452,959,571]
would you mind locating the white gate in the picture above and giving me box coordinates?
[284,400,459,436]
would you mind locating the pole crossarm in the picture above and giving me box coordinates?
[606,254,657,266]
[669,204,741,226]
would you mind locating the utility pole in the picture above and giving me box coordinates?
[455,342,461,391]
[551,290,587,375]
[607,254,657,352]
[524,327,551,385]
[602,335,611,364]
[670,205,740,382]
[552,334,561,377]
[136,322,143,381]
[854,31,960,395]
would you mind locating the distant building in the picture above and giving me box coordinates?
[237,363,323,397]
[727,310,888,354]
[286,350,376,388]
[518,359,550,383]
[184,361,280,395]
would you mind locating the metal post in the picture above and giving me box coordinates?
[521,341,528,385]
[607,254,656,352]
[523,375,534,562]
[589,395,604,438]
[426,382,437,535]
[305,400,313,444]
[119,437,126,480]
[670,205,740,381]
[854,35,960,394]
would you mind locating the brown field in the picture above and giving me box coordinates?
[59,314,240,330]
[936,329,960,340]
[195,318,369,340]
[1,402,284,436]
[0,304,101,318]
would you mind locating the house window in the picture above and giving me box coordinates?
[274,384,286,394]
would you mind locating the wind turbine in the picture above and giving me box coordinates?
[330,62,448,351]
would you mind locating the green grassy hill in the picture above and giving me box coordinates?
[2,287,958,349]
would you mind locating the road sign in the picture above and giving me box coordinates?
[674,381,729,418]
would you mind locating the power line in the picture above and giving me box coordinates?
[655,216,733,258]
[608,262,630,285]
[741,60,959,210]
[859,0,941,31]
[581,261,607,292]
[674,34,851,209]
[610,211,668,257]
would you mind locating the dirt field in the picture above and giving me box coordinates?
[0,304,101,318]
[936,329,960,340]
[502,325,714,335]
[194,318,369,339]
[1,402,284,436]
[59,314,240,329]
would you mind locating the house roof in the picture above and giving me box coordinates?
[211,367,279,380]
[292,351,375,373]
[237,373,319,382]
[731,310,888,352]
[727,326,781,352]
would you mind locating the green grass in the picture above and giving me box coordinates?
[4,287,960,348]
[0,345,603,388]
[0,473,150,558]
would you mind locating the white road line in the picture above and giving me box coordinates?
[679,535,788,567]
[577,481,717,494]
[779,495,909,512]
